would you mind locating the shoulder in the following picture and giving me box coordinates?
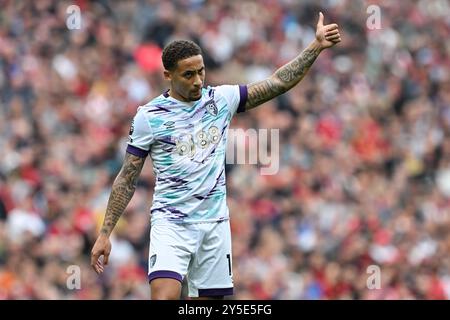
[136,95,173,117]
[208,85,240,102]
[209,84,237,94]
[208,85,246,114]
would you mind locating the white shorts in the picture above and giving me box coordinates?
[148,220,233,298]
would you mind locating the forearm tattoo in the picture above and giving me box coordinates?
[246,46,321,110]
[275,48,320,82]
[101,153,145,236]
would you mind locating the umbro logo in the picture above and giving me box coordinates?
[163,121,175,128]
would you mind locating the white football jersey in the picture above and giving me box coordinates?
[127,85,247,225]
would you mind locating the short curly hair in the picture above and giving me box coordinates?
[162,40,202,71]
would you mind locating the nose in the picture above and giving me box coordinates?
[193,74,202,88]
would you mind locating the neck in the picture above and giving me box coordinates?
[168,88,190,102]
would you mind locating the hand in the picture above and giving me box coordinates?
[315,12,341,49]
[90,234,111,274]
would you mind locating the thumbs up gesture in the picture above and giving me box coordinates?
[315,12,341,49]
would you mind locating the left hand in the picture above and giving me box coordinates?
[90,234,111,274]
[315,12,341,49]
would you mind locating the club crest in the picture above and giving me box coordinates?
[129,119,135,135]
[205,100,218,116]
[150,254,157,268]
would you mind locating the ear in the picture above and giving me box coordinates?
[163,70,172,81]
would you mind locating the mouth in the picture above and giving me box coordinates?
[192,89,202,96]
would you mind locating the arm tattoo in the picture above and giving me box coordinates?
[275,48,319,82]
[246,44,322,110]
[100,153,146,236]
[246,78,281,109]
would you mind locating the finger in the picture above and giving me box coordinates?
[96,260,104,273]
[93,261,101,274]
[317,12,324,27]
[331,37,341,43]
[326,34,341,41]
[325,24,339,31]
[91,252,100,269]
[325,29,339,36]
[93,263,100,274]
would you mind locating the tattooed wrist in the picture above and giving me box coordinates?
[100,227,110,236]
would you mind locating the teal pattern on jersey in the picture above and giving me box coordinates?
[127,85,246,225]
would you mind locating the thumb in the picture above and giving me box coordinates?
[317,12,324,27]
[90,252,99,268]
[103,253,109,265]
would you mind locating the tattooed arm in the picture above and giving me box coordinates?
[245,42,322,110]
[100,153,145,236]
[245,12,341,110]
[91,153,146,273]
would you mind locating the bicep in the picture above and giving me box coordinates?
[245,76,286,110]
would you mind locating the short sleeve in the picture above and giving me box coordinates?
[214,85,248,116]
[126,107,154,158]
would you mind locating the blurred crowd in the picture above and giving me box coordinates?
[1,0,450,299]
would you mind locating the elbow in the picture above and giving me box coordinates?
[270,74,289,94]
